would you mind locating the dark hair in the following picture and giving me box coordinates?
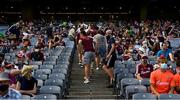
[54,37,59,42]
[165,41,172,49]
[81,31,87,36]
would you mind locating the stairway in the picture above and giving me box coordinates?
[66,51,116,99]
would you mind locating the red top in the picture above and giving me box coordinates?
[136,63,153,78]
[80,36,95,52]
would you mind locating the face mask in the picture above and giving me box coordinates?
[34,49,39,52]
[0,84,9,92]
[160,63,168,70]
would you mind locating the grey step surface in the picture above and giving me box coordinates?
[67,51,115,99]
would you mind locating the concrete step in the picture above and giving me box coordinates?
[66,95,117,99]
[70,85,111,89]
[67,51,115,99]
[65,95,91,99]
[69,91,91,95]
[68,88,112,92]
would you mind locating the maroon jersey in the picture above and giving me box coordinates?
[80,36,95,52]
[136,64,153,78]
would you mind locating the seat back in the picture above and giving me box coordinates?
[39,86,62,98]
[159,94,180,100]
[33,94,57,100]
[132,93,156,100]
[125,85,147,99]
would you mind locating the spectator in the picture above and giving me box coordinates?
[4,64,20,89]
[174,46,180,63]
[170,62,180,94]
[0,72,22,99]
[152,39,161,55]
[56,35,65,46]
[102,30,116,88]
[135,56,153,80]
[36,36,45,50]
[157,42,174,62]
[29,47,44,61]
[15,48,27,69]
[0,53,5,72]
[138,41,150,56]
[93,30,107,70]
[68,26,76,41]
[153,55,168,70]
[16,65,37,96]
[150,62,174,96]
[78,30,95,84]
[8,22,21,41]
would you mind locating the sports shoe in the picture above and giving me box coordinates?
[84,79,90,84]
[80,65,84,68]
[79,62,82,65]
[96,67,99,70]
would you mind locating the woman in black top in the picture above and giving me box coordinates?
[16,65,37,96]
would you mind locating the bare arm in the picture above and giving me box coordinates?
[150,84,160,97]
[169,87,175,94]
[16,81,37,95]
[169,53,174,62]
[107,43,115,57]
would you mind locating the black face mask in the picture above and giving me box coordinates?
[0,85,9,92]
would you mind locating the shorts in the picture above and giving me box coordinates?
[96,46,106,58]
[102,54,117,68]
[83,51,95,65]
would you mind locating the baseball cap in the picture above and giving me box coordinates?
[141,55,148,59]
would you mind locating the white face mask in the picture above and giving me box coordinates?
[161,63,168,70]
[34,49,39,52]
[135,41,139,44]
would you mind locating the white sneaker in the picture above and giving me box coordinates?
[84,79,90,84]
[96,67,99,70]
[80,65,84,68]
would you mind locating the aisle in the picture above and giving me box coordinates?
[66,51,116,99]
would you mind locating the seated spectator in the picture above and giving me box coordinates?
[0,72,22,99]
[150,62,174,96]
[16,65,37,96]
[135,56,153,80]
[48,37,54,49]
[54,35,65,46]
[15,49,27,69]
[157,42,174,62]
[170,62,180,94]
[22,38,31,48]
[152,39,161,55]
[138,41,150,56]
[48,35,65,49]
[4,64,21,89]
[36,37,45,50]
[29,47,44,61]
